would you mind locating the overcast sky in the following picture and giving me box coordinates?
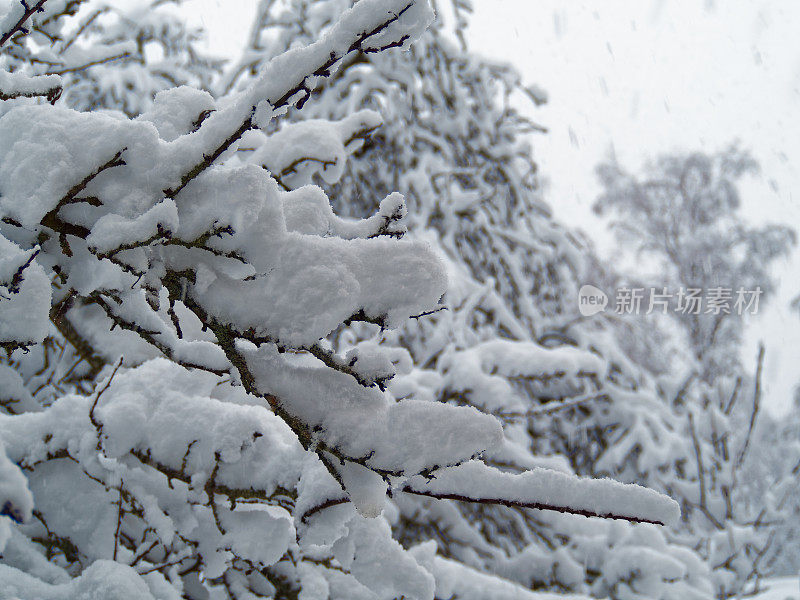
[191,0,800,415]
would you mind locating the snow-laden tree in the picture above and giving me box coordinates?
[0,1,681,599]
[594,147,797,598]
[214,2,718,599]
[0,0,220,116]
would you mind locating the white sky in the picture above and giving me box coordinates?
[190,0,800,415]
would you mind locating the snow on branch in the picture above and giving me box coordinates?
[0,237,50,347]
[241,343,503,477]
[439,338,606,416]
[0,439,32,525]
[301,461,681,527]
[0,2,693,595]
[163,0,434,198]
[402,461,681,526]
[0,70,61,103]
[247,110,382,189]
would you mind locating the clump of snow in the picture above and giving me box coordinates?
[0,365,37,415]
[345,341,397,386]
[0,70,61,99]
[137,86,215,142]
[0,105,161,229]
[87,199,178,253]
[0,237,50,344]
[0,560,157,600]
[332,515,435,600]
[337,461,388,518]
[222,504,294,566]
[244,343,503,475]
[251,110,381,187]
[0,440,33,551]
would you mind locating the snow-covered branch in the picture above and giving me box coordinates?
[0,70,60,103]
[162,0,433,199]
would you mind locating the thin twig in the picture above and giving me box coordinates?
[88,357,123,430]
[401,487,673,526]
[735,343,764,470]
[113,480,124,560]
[499,393,610,419]
[687,411,709,521]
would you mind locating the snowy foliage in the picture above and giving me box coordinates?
[0,1,686,599]
[0,0,220,116]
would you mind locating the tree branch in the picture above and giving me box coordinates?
[300,483,674,526]
[0,83,61,104]
[163,1,418,199]
[401,487,673,526]
[49,295,107,376]
[0,0,49,48]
